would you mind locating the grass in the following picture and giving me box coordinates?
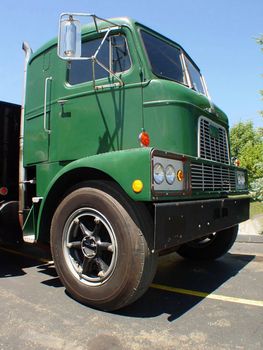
[250,201,263,219]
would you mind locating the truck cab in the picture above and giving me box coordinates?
[3,14,250,311]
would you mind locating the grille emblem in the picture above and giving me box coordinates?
[209,125,219,139]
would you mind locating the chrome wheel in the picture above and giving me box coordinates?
[51,182,157,310]
[63,207,118,286]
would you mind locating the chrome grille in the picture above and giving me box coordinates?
[199,117,229,164]
[191,162,236,191]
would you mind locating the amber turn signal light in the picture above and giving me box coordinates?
[132,180,143,193]
[177,170,184,182]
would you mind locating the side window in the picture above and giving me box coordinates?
[111,36,131,73]
[184,57,205,94]
[68,38,108,85]
[68,34,131,85]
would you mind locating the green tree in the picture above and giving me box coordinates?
[256,35,263,117]
[230,121,263,188]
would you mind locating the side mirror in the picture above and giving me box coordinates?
[58,14,81,60]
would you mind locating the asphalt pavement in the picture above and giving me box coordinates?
[0,236,262,350]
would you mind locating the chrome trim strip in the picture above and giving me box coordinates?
[43,77,53,134]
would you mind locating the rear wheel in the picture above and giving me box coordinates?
[50,181,157,311]
[176,225,238,260]
[0,201,23,244]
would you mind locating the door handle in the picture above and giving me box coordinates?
[57,99,68,105]
[44,76,52,134]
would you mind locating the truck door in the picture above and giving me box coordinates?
[49,29,144,162]
[23,51,53,165]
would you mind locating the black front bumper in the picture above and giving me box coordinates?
[154,197,250,251]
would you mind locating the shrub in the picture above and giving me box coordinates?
[250,177,263,202]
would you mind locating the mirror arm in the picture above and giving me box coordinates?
[92,58,96,90]
[93,57,124,87]
[91,14,99,32]
[93,28,111,59]
[91,14,122,32]
[91,27,124,88]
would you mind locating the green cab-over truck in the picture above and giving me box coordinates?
[0,13,249,311]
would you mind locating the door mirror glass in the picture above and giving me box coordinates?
[58,15,81,60]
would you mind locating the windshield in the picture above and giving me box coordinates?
[184,56,205,94]
[141,30,206,95]
[141,31,185,84]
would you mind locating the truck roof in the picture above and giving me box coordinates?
[29,16,185,63]
[30,17,136,62]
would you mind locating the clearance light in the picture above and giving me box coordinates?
[234,159,240,167]
[232,157,241,167]
[177,170,184,182]
[139,130,150,147]
[0,187,8,196]
[132,180,144,193]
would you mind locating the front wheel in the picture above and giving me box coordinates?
[176,225,238,261]
[50,182,157,311]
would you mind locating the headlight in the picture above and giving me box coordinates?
[152,155,186,193]
[236,170,246,189]
[165,165,176,185]
[154,163,165,184]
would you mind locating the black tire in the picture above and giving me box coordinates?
[50,181,157,311]
[176,225,238,261]
[0,201,23,245]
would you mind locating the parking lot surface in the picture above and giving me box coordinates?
[0,240,262,350]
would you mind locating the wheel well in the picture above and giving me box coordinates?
[37,167,114,244]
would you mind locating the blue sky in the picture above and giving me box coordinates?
[1,0,262,128]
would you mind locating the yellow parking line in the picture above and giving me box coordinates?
[151,283,263,307]
[1,245,262,308]
[0,246,52,264]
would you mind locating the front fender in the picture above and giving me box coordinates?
[36,148,153,238]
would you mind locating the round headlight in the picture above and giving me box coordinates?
[165,165,176,185]
[154,163,165,184]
